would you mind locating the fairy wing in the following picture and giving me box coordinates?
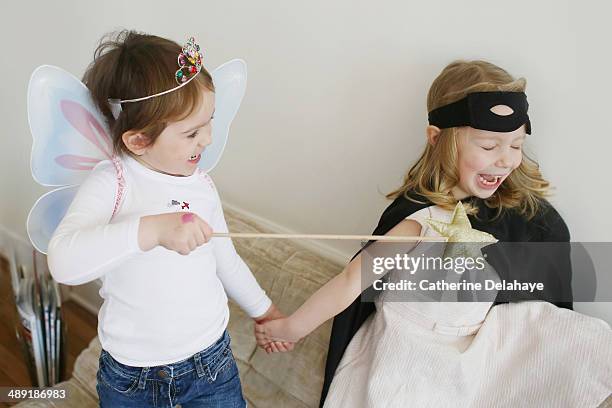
[199,59,247,172]
[27,60,247,254]
[27,65,114,254]
[28,65,114,187]
[27,186,79,254]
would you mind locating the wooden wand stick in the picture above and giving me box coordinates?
[212,232,445,242]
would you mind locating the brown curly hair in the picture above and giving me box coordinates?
[82,30,215,156]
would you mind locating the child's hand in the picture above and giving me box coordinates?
[254,317,302,353]
[253,304,295,354]
[139,212,213,254]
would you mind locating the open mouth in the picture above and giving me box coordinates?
[477,173,504,189]
[188,153,201,163]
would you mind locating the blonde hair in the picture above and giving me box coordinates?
[387,60,550,220]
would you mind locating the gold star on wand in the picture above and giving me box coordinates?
[426,202,498,260]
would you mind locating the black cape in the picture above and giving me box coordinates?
[319,192,573,407]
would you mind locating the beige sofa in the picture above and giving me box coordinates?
[15,207,344,407]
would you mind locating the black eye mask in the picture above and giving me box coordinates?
[428,91,531,134]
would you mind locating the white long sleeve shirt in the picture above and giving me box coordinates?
[47,154,271,366]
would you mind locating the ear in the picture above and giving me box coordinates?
[122,131,151,155]
[426,125,441,146]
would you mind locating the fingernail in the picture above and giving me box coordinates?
[181,213,195,223]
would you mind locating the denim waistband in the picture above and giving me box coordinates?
[101,330,231,388]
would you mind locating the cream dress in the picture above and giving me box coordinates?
[324,205,612,408]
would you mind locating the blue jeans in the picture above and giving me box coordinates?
[96,331,246,407]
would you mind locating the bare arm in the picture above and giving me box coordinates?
[255,219,422,343]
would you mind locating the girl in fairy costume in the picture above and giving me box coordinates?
[46,30,290,407]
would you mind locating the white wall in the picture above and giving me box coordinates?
[0,0,610,323]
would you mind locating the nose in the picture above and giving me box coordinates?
[198,127,212,148]
[495,147,515,169]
